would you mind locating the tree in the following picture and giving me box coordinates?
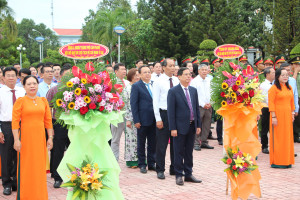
[97,0,131,11]
[17,18,60,64]
[137,0,153,20]
[152,0,192,63]
[42,48,74,65]
[197,39,217,60]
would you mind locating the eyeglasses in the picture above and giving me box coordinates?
[5,75,16,78]
[280,74,289,77]
[44,70,54,73]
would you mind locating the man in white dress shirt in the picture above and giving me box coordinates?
[190,64,214,150]
[151,61,162,82]
[153,58,179,179]
[0,67,25,195]
[259,67,275,154]
[110,63,130,161]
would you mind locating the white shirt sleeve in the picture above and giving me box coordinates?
[152,79,162,122]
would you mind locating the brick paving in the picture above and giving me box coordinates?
[1,124,299,200]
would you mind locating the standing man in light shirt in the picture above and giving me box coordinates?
[16,68,31,87]
[135,59,144,69]
[153,58,179,180]
[151,61,162,82]
[110,63,130,161]
[52,64,61,83]
[291,56,300,143]
[0,67,25,195]
[191,64,214,149]
[259,67,275,154]
[37,65,57,97]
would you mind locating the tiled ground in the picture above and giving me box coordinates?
[1,125,299,200]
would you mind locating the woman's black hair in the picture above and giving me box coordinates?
[274,68,291,90]
[23,75,39,86]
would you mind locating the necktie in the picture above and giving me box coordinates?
[169,78,173,88]
[11,89,16,105]
[48,85,51,89]
[270,82,272,85]
[145,83,152,97]
[184,88,194,120]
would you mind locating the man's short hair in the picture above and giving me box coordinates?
[138,65,150,74]
[60,66,72,76]
[182,61,192,68]
[3,67,18,76]
[41,65,53,73]
[198,63,208,70]
[13,63,20,67]
[114,63,125,72]
[263,67,273,78]
[19,68,31,76]
[36,63,45,69]
[161,58,172,67]
[53,63,61,67]
[280,62,290,69]
[178,67,189,76]
[135,59,143,65]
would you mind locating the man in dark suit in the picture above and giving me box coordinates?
[167,67,202,186]
[131,65,156,174]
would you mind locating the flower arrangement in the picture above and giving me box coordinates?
[61,157,110,199]
[53,62,125,121]
[221,147,258,178]
[211,60,264,111]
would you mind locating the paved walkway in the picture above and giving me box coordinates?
[1,125,299,200]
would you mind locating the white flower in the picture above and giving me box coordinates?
[74,105,79,110]
[94,84,102,93]
[105,92,113,99]
[88,87,95,94]
[100,100,106,106]
[64,96,69,101]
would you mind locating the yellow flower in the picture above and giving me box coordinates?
[221,101,227,107]
[234,156,245,168]
[232,150,237,154]
[68,102,75,110]
[80,184,89,191]
[81,78,87,84]
[70,174,77,182]
[94,163,98,168]
[222,82,228,89]
[66,81,73,87]
[56,99,63,107]
[243,153,247,157]
[91,182,103,190]
[74,88,81,95]
[236,80,241,85]
[231,92,237,98]
[84,96,91,103]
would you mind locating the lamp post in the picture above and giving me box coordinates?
[113,26,125,63]
[35,36,45,62]
[32,29,45,61]
[16,44,26,68]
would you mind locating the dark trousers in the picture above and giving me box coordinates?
[216,117,223,142]
[50,119,70,181]
[0,122,17,188]
[294,98,300,140]
[156,110,174,173]
[137,122,156,168]
[173,123,195,178]
[261,107,270,149]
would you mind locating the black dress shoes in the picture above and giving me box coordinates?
[140,167,147,174]
[201,143,214,149]
[262,148,269,154]
[295,154,297,157]
[194,146,201,151]
[176,177,184,185]
[184,175,202,183]
[54,180,62,188]
[148,165,156,171]
[3,187,11,195]
[218,141,223,145]
[157,172,165,179]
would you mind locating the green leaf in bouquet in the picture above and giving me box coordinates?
[81,191,87,200]
[221,158,228,164]
[102,185,112,191]
[244,170,251,175]
[99,170,109,178]
[72,189,81,200]
[61,181,75,188]
[224,168,231,172]
[233,171,238,177]
[67,163,76,172]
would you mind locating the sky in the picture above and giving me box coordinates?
[8,0,137,29]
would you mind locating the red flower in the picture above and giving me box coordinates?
[114,84,123,94]
[220,92,226,97]
[232,165,237,170]
[81,89,88,95]
[118,101,125,110]
[99,106,105,112]
[97,95,102,103]
[109,94,119,103]
[72,66,82,78]
[242,92,249,99]
[249,89,255,97]
[89,103,96,110]
[92,79,98,86]
[232,85,239,91]
[226,158,232,165]
[237,95,243,103]
[244,163,248,168]
[79,106,89,115]
[85,62,95,72]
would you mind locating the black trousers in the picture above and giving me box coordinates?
[173,123,195,178]
[261,107,270,149]
[137,122,156,168]
[155,110,174,173]
[293,98,300,141]
[216,118,223,142]
[0,122,17,188]
[50,119,70,181]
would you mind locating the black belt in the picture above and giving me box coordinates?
[159,109,167,112]
[0,121,12,123]
[190,120,194,124]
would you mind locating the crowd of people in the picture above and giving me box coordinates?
[0,54,299,197]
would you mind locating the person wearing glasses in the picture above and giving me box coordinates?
[268,68,295,168]
[37,64,57,97]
